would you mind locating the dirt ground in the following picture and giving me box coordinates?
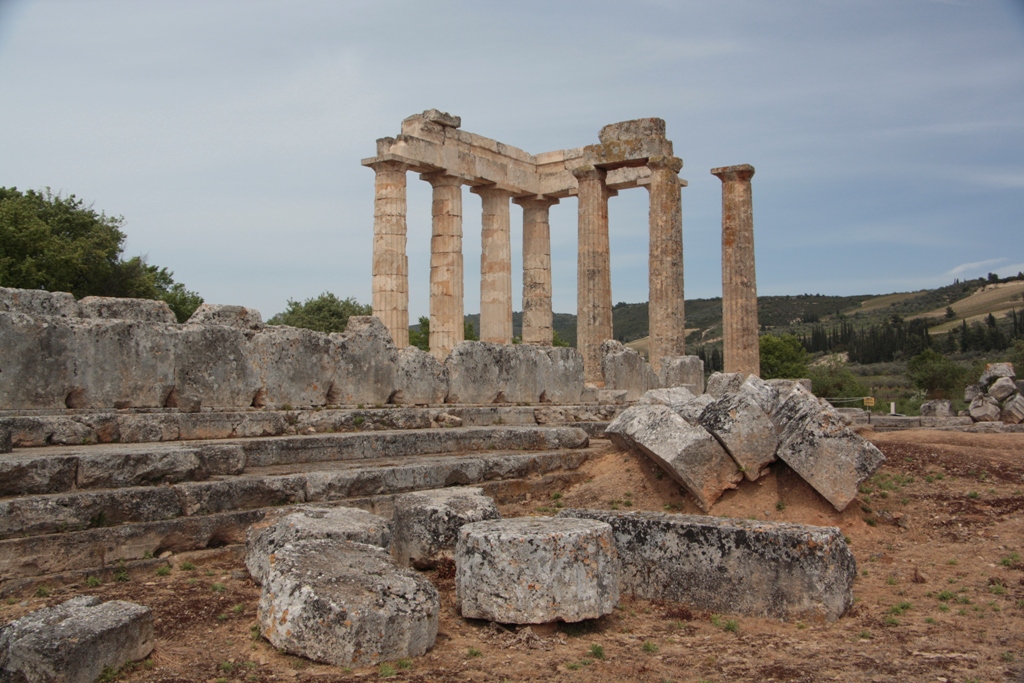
[3,429,1023,683]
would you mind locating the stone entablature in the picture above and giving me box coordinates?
[364,111,688,379]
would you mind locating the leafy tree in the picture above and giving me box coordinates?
[267,292,371,334]
[408,316,430,351]
[906,348,965,399]
[944,306,956,319]
[1009,339,1024,379]
[552,330,570,347]
[0,187,202,322]
[808,356,866,399]
[759,334,809,379]
[464,319,478,341]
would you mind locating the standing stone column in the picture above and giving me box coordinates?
[370,160,410,348]
[514,196,559,346]
[573,166,616,383]
[422,171,465,360]
[711,164,760,377]
[471,186,514,344]
[646,155,685,372]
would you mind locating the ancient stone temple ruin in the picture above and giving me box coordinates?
[364,111,688,381]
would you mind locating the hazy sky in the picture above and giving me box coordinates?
[2,0,1023,320]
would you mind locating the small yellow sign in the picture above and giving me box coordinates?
[863,397,876,407]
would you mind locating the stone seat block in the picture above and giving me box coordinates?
[558,509,856,622]
[0,596,154,683]
[258,539,438,667]
[391,487,500,569]
[245,505,391,585]
[455,517,619,624]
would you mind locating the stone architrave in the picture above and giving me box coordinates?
[573,166,616,383]
[422,171,465,360]
[711,164,760,377]
[370,159,411,348]
[646,155,685,372]
[472,186,514,344]
[514,196,558,346]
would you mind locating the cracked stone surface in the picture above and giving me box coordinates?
[390,487,500,569]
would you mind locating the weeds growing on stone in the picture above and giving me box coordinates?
[34,586,50,598]
[396,659,412,670]
[378,662,396,677]
[156,565,171,576]
[180,561,196,571]
[86,576,102,587]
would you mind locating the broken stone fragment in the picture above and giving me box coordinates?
[79,296,177,324]
[705,371,745,398]
[0,286,80,318]
[766,378,813,404]
[0,596,154,683]
[657,355,704,393]
[638,386,696,410]
[390,487,500,569]
[969,394,1001,422]
[978,362,1015,389]
[988,376,1017,402]
[771,386,885,512]
[698,389,779,481]
[455,517,619,624]
[557,509,856,622]
[245,505,391,585]
[600,339,659,401]
[606,404,742,511]
[920,399,954,418]
[258,539,439,667]
[186,303,264,330]
[1001,393,1024,425]
[736,375,780,416]
[964,383,982,402]
[675,393,715,425]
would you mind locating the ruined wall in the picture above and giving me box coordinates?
[0,288,589,410]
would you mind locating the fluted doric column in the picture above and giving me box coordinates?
[514,196,559,346]
[711,164,759,377]
[573,166,616,383]
[370,160,410,348]
[422,171,465,360]
[646,155,685,372]
[471,186,514,344]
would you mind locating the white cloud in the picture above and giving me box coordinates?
[946,258,1007,277]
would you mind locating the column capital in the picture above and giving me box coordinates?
[367,159,410,174]
[512,195,560,209]
[571,165,607,182]
[711,164,755,182]
[468,184,515,199]
[647,155,683,174]
[420,170,464,187]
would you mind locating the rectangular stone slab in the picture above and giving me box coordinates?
[558,509,856,622]
[606,405,741,511]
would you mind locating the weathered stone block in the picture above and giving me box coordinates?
[393,347,448,404]
[0,453,77,496]
[675,393,715,424]
[250,325,338,408]
[657,355,704,393]
[328,316,398,406]
[455,517,619,624]
[989,376,1017,402]
[964,383,982,402]
[706,372,745,398]
[597,389,628,404]
[444,342,583,405]
[767,379,813,402]
[79,296,176,324]
[557,510,856,622]
[0,596,154,683]
[772,386,885,511]
[246,506,391,585]
[920,399,954,418]
[979,362,1015,388]
[175,324,262,408]
[598,117,666,143]
[737,375,780,416]
[0,421,11,454]
[969,394,1001,422]
[258,540,438,667]
[1001,393,1024,425]
[0,287,80,318]
[186,303,263,329]
[0,313,75,409]
[606,405,741,511]
[600,340,659,401]
[391,487,500,569]
[638,387,696,410]
[538,346,585,404]
[698,391,779,481]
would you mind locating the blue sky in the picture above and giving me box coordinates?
[1,0,1022,320]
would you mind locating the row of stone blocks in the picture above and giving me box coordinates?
[0,286,588,410]
[608,374,886,512]
[244,490,855,668]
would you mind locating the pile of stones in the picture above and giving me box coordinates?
[966,362,1024,424]
[607,372,886,512]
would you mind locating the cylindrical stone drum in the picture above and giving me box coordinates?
[455,517,620,624]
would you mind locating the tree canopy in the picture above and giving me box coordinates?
[758,333,809,379]
[0,187,203,322]
[267,292,371,334]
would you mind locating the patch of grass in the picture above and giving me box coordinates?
[396,659,412,670]
[865,517,877,527]
[589,644,605,660]
[889,601,912,615]
[989,584,1006,596]
[180,561,196,571]
[34,586,50,598]
[378,662,396,678]
[218,661,235,672]
[642,641,659,653]
[946,558,957,566]
[967,491,980,499]
[955,594,971,605]
[886,576,898,586]
[85,576,102,588]
[250,624,261,641]
[1000,552,1021,566]
[883,615,900,627]
[232,604,245,614]
[858,630,872,639]
[551,492,562,500]
[566,662,581,670]
[467,647,482,658]
[938,604,950,613]
[723,619,739,633]
[775,501,786,511]
[1003,652,1016,662]
[156,565,171,576]
[937,590,954,601]
[353,416,364,426]
[211,582,226,593]
[925,617,936,624]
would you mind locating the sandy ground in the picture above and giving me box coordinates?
[2,429,1023,683]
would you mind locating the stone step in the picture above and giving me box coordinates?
[0,425,589,496]
[0,446,598,541]
[0,455,595,593]
[3,404,620,448]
